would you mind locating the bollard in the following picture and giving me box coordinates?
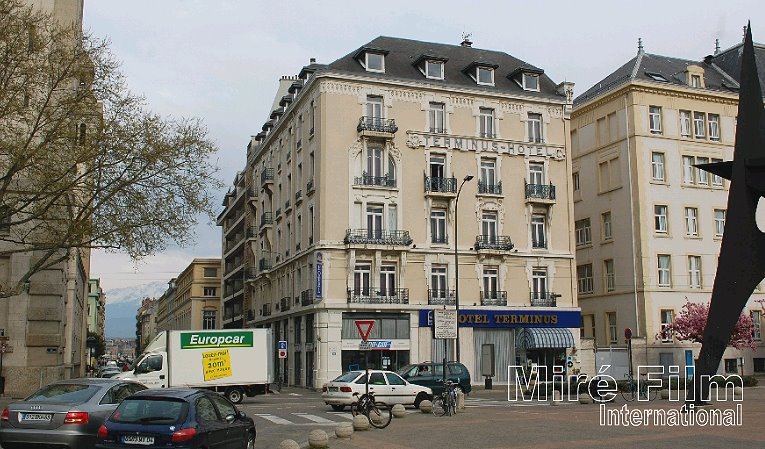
[352,414,369,431]
[457,390,465,411]
[660,389,670,400]
[391,403,406,418]
[335,422,353,439]
[419,399,432,414]
[279,440,300,449]
[550,389,561,406]
[308,429,329,448]
[578,393,592,404]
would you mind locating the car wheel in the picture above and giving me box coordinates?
[226,387,244,404]
[331,404,345,411]
[414,392,429,409]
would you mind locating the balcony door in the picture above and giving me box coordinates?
[367,205,383,239]
[482,268,499,299]
[532,269,547,300]
[431,266,448,299]
[354,264,371,296]
[380,265,396,297]
[367,147,383,178]
[366,95,383,119]
[529,162,544,185]
[481,212,497,244]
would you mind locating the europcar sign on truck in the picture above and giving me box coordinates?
[180,331,254,349]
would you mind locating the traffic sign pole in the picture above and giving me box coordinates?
[625,328,633,380]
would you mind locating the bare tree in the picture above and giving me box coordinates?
[0,0,223,297]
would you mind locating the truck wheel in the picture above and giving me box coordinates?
[226,387,244,404]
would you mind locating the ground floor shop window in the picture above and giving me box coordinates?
[342,350,409,373]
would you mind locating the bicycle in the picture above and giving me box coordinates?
[432,381,458,416]
[620,373,658,402]
[351,392,392,428]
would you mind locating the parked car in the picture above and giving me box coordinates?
[397,361,472,395]
[99,367,123,378]
[321,370,432,411]
[0,378,147,449]
[95,388,255,449]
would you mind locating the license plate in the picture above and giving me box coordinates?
[328,387,338,392]
[20,413,52,422]
[122,435,154,445]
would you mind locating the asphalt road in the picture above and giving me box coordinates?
[1,385,764,448]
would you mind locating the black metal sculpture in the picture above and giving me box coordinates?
[694,23,765,402]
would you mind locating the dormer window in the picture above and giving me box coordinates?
[508,67,544,91]
[366,52,385,72]
[523,73,539,91]
[685,65,705,88]
[691,75,701,87]
[426,61,444,80]
[477,67,494,85]
[464,62,499,87]
[414,55,449,80]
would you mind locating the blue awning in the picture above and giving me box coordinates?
[516,327,575,349]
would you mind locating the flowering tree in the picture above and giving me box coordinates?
[657,301,756,350]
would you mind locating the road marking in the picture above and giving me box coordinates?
[327,412,355,420]
[293,413,336,423]
[252,413,294,424]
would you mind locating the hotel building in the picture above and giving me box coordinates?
[219,36,580,388]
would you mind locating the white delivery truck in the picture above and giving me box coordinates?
[117,329,273,403]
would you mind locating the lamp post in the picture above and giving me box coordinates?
[454,174,474,363]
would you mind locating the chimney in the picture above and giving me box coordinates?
[461,32,472,48]
[714,38,720,55]
[310,57,316,64]
[637,38,644,55]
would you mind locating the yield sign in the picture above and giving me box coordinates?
[355,320,375,341]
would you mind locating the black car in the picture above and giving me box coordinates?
[95,388,255,449]
[0,378,147,449]
[397,361,472,395]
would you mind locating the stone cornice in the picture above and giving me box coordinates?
[573,81,739,117]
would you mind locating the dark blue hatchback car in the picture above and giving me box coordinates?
[95,388,255,449]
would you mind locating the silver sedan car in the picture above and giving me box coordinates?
[0,377,146,449]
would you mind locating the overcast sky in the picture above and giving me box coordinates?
[85,0,765,291]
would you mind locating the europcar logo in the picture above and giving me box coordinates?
[180,332,253,349]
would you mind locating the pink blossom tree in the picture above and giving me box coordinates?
[657,301,756,350]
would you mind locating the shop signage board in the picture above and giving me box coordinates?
[418,309,581,328]
[434,310,457,339]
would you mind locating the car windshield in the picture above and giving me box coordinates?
[111,398,187,424]
[25,384,100,403]
[332,371,362,383]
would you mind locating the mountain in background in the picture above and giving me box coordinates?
[104,281,167,338]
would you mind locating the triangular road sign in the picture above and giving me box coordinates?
[355,320,375,341]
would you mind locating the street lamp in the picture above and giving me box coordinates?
[454,174,473,363]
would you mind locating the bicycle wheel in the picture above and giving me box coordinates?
[367,402,392,429]
[431,395,447,416]
[448,393,457,416]
[620,381,636,402]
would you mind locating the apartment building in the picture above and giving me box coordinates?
[571,38,765,376]
[154,258,222,332]
[219,36,580,389]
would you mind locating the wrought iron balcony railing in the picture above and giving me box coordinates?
[247,226,258,238]
[357,116,398,134]
[530,292,558,307]
[344,229,413,246]
[245,268,258,280]
[428,289,456,305]
[261,168,274,185]
[525,181,556,200]
[259,257,273,272]
[247,310,255,321]
[481,291,508,306]
[260,212,273,228]
[284,199,291,211]
[532,238,547,249]
[295,190,303,203]
[280,296,291,312]
[424,176,457,193]
[301,289,314,306]
[475,235,514,251]
[347,288,409,304]
[354,173,396,187]
[478,181,502,195]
